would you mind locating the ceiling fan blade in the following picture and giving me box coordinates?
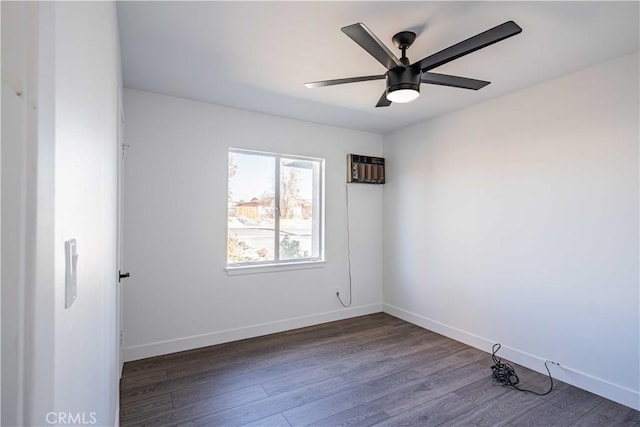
[342,23,403,70]
[414,21,522,72]
[375,90,391,108]
[305,75,385,88]
[421,72,490,90]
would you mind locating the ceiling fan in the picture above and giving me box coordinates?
[305,21,522,107]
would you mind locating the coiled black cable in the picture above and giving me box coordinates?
[490,343,553,396]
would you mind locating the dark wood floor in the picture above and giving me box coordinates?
[120,313,639,426]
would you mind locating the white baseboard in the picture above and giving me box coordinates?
[124,303,383,362]
[382,303,640,411]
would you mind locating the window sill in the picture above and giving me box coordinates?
[225,260,326,276]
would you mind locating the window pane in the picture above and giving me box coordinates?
[279,158,318,260]
[228,152,275,263]
[227,149,323,267]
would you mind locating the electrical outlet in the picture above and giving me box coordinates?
[546,360,561,366]
[335,287,340,296]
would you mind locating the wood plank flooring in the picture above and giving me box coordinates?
[120,313,640,426]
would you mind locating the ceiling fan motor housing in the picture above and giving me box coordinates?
[386,67,421,95]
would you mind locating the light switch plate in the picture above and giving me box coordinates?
[65,239,78,308]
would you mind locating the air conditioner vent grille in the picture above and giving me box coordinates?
[347,154,385,184]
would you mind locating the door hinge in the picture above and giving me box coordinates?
[121,143,130,159]
[119,331,123,345]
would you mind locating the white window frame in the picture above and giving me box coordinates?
[226,148,325,273]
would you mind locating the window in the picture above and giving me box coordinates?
[227,149,324,268]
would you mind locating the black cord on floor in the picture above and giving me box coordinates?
[490,343,554,396]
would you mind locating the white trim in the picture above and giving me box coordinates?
[114,406,119,427]
[226,260,325,276]
[274,155,281,258]
[229,147,325,164]
[124,303,382,361]
[382,303,640,411]
[28,3,56,424]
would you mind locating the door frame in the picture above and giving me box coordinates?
[116,86,125,376]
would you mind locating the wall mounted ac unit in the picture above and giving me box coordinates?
[347,154,385,184]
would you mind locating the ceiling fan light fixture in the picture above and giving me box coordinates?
[386,87,420,103]
[386,67,421,103]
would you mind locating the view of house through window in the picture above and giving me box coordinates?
[227,149,324,266]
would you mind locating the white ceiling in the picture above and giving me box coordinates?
[117,1,639,134]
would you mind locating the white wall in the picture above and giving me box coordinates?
[2,3,57,425]
[383,52,639,409]
[54,2,122,425]
[122,89,383,360]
